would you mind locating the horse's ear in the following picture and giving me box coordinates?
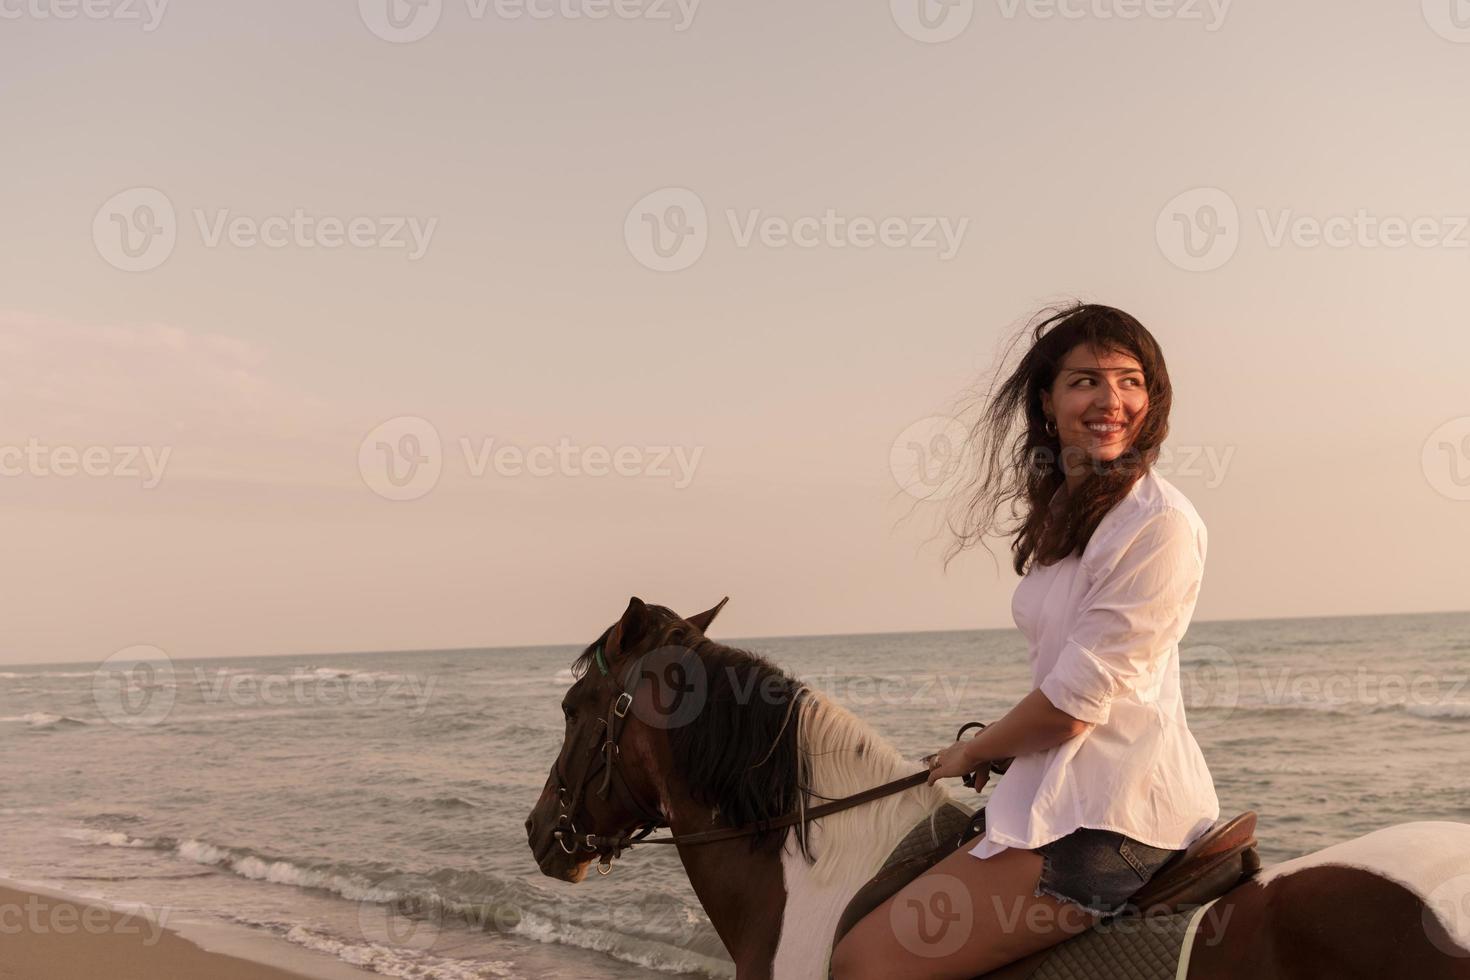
[605,596,651,661]
[685,596,729,634]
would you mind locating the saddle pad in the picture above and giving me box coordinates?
[1025,898,1219,980]
[881,803,976,872]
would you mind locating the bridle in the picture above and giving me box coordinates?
[548,625,1013,875]
[550,624,672,873]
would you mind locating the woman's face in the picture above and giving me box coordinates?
[1040,344,1149,464]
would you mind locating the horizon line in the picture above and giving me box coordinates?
[3,606,1467,671]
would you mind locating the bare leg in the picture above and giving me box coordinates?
[830,843,1101,980]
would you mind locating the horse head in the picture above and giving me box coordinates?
[525,595,729,882]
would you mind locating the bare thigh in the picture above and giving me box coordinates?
[830,843,1102,980]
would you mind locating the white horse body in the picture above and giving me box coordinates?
[771,692,954,980]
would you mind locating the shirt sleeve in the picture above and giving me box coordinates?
[1039,507,1204,726]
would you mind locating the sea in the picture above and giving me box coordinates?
[2,610,1467,979]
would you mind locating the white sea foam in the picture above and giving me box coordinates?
[61,828,148,848]
[513,907,735,979]
[0,671,99,679]
[167,835,726,978]
[175,840,402,903]
[285,666,408,682]
[0,712,91,729]
[282,924,520,980]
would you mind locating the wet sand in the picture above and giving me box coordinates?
[0,880,376,980]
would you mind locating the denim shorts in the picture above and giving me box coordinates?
[1033,827,1184,916]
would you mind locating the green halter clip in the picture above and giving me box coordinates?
[594,642,610,677]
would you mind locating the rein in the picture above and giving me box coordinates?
[551,632,1013,874]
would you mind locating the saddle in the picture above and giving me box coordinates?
[1118,810,1261,915]
[831,807,1260,978]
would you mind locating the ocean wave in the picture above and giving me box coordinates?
[0,670,99,679]
[83,811,144,825]
[61,828,149,848]
[549,668,576,686]
[1401,701,1470,721]
[411,715,483,735]
[408,795,483,811]
[1202,698,1470,723]
[0,712,92,729]
[175,665,414,684]
[513,905,732,978]
[80,828,731,978]
[174,839,406,903]
[281,923,520,980]
[284,666,410,682]
[154,707,326,728]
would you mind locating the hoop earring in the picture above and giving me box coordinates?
[1044,418,1058,438]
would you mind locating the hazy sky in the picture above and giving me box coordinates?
[3,0,1468,665]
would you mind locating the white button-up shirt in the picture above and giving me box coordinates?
[970,467,1220,859]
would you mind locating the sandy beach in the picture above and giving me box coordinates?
[0,880,375,980]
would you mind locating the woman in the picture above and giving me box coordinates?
[832,303,1220,980]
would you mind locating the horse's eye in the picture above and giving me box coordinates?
[562,703,575,720]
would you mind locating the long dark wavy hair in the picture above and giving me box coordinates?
[943,303,1173,575]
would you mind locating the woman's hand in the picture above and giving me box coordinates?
[922,739,989,790]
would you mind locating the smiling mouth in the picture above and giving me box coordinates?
[1084,421,1127,435]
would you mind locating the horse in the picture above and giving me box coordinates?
[526,596,1470,979]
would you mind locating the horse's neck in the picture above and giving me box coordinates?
[678,692,954,980]
[672,835,787,979]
